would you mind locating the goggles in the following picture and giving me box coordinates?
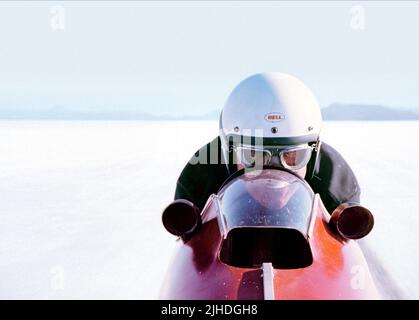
[234,143,315,171]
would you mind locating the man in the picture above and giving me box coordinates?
[175,72,360,214]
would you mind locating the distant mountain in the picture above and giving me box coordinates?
[1,104,418,120]
[0,109,165,120]
[0,108,221,121]
[181,110,220,120]
[321,103,419,120]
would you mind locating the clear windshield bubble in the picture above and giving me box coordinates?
[218,169,314,235]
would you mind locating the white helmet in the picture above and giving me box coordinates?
[220,72,322,174]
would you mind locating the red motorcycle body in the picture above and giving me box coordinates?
[160,169,379,300]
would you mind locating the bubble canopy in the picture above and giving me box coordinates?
[218,169,314,235]
[216,168,315,269]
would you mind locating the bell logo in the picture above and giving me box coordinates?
[265,113,284,122]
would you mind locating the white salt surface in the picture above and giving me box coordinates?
[0,121,418,299]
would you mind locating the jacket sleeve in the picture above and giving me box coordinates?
[174,137,230,212]
[308,142,361,214]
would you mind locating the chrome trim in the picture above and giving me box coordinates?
[200,194,215,223]
[307,194,320,239]
[213,194,228,239]
[262,263,275,300]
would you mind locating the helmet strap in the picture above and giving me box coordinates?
[306,138,322,180]
[226,138,238,175]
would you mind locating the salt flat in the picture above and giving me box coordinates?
[0,120,418,299]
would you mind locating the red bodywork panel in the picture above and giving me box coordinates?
[160,195,379,300]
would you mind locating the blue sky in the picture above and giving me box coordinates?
[0,1,418,116]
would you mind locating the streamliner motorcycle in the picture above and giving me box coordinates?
[160,167,378,300]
